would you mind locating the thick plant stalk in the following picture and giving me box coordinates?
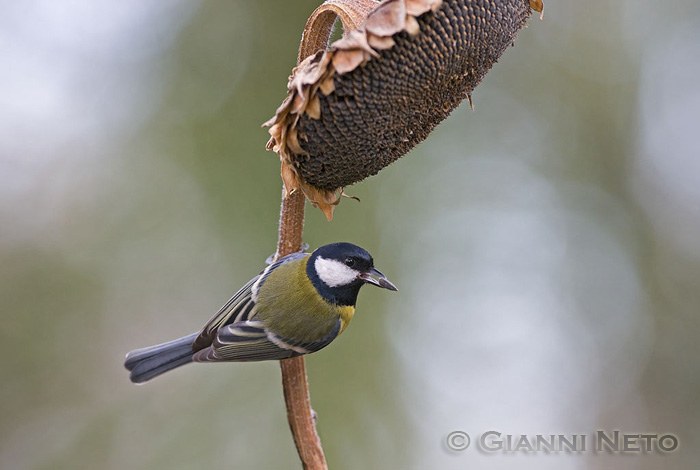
[275,2,376,468]
[277,190,326,469]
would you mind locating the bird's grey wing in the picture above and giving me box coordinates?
[192,318,341,362]
[192,276,258,350]
[193,251,310,350]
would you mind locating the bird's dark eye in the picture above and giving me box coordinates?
[344,257,355,267]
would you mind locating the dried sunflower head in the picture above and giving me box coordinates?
[266,0,541,220]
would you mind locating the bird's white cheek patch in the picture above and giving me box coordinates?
[314,257,359,287]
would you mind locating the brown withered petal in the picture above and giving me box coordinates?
[364,0,406,37]
[367,34,396,50]
[331,48,365,75]
[306,96,322,119]
[266,0,541,220]
[319,75,336,95]
[286,128,306,155]
[529,0,544,15]
[404,14,420,35]
[405,0,442,16]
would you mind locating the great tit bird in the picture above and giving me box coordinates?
[124,242,397,383]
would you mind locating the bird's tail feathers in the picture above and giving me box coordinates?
[124,332,199,383]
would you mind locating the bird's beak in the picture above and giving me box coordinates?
[360,267,398,291]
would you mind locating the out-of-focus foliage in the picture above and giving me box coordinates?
[1,1,698,469]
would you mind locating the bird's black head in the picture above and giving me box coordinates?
[307,242,397,306]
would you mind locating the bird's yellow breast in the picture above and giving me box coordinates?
[336,305,354,334]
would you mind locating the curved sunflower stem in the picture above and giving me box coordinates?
[299,0,378,62]
[276,190,327,470]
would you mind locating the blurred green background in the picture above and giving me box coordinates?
[1,1,699,469]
